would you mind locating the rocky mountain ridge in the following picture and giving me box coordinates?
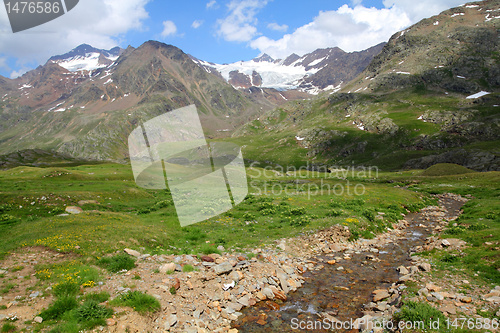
[192,43,385,95]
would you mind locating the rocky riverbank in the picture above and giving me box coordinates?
[0,193,498,332]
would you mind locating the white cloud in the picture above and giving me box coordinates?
[192,20,204,29]
[383,0,467,22]
[267,22,288,32]
[10,68,31,79]
[216,0,268,42]
[0,0,150,75]
[206,0,218,9]
[161,20,177,37]
[250,5,411,59]
[0,57,8,70]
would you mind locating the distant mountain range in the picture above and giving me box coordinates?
[231,0,500,171]
[192,44,385,94]
[0,0,498,170]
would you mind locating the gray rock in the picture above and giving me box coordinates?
[237,295,250,307]
[212,261,233,275]
[227,302,243,311]
[228,271,241,283]
[277,271,290,293]
[432,292,444,301]
[165,314,177,328]
[29,291,40,298]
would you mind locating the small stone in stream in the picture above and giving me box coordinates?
[201,255,214,262]
[256,313,268,325]
[124,248,140,257]
[212,261,233,275]
[327,260,336,265]
[336,266,344,271]
[270,286,287,301]
[34,316,43,323]
[372,290,390,302]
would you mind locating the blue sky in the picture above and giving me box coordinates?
[0,0,468,78]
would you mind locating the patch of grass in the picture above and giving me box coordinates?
[393,301,446,331]
[97,254,136,273]
[182,264,194,272]
[72,300,113,329]
[199,244,221,255]
[420,163,475,177]
[0,283,16,294]
[110,291,160,314]
[1,323,16,333]
[82,291,110,303]
[53,281,80,297]
[10,265,23,272]
[39,295,79,320]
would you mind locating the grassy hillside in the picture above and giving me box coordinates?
[229,87,499,171]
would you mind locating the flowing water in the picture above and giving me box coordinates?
[232,197,464,332]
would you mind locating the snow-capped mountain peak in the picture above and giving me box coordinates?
[49,44,124,72]
[192,43,385,95]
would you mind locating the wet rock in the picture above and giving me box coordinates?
[270,286,287,301]
[372,289,390,302]
[124,248,140,257]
